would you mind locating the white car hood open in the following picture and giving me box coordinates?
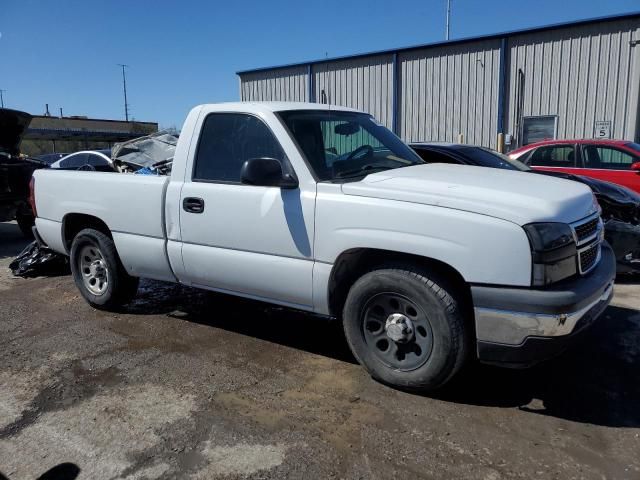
[341,164,597,225]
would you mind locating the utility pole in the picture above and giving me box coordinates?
[445,0,451,40]
[117,64,130,122]
[0,89,5,108]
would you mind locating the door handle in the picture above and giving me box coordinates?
[183,197,205,213]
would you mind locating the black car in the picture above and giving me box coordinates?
[35,152,68,165]
[51,149,114,172]
[411,143,640,275]
[0,108,47,236]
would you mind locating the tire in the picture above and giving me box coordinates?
[16,213,35,238]
[70,228,139,310]
[342,265,469,392]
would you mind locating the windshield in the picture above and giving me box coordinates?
[457,146,530,171]
[278,110,424,181]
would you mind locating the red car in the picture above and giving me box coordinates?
[509,139,640,194]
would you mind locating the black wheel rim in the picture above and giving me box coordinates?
[361,292,434,371]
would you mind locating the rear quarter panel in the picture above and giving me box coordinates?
[34,169,175,282]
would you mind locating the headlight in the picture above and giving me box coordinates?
[523,223,577,286]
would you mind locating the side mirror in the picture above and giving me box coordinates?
[240,158,298,189]
[631,162,640,173]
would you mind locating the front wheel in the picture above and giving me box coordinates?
[342,266,469,391]
[70,228,139,310]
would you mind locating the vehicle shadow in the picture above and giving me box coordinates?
[615,274,640,285]
[0,221,30,260]
[0,462,80,480]
[435,305,640,428]
[127,281,640,428]
[127,279,357,364]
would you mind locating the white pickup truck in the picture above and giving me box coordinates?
[32,102,616,391]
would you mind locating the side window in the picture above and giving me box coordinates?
[529,146,576,167]
[61,154,87,168]
[86,154,109,166]
[516,150,534,164]
[413,149,459,165]
[193,113,287,183]
[582,145,636,170]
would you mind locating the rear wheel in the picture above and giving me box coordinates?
[70,228,138,310]
[342,265,469,391]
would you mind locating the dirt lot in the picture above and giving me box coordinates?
[1,221,639,480]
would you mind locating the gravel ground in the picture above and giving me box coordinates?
[1,221,639,480]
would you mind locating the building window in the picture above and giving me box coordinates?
[522,116,557,146]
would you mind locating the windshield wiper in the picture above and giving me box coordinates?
[335,164,395,179]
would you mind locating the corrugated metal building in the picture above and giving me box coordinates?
[238,12,640,150]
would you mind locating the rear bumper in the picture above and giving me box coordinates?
[472,243,616,367]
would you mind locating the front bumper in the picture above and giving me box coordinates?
[472,243,616,367]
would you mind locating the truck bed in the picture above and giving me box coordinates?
[33,169,176,282]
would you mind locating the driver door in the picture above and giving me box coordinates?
[178,112,316,309]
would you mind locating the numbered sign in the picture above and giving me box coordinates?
[594,121,612,139]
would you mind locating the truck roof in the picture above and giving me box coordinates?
[200,101,363,114]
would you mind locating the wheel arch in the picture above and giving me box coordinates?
[327,248,472,321]
[62,213,112,253]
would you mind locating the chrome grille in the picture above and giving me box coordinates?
[574,217,599,243]
[579,242,600,274]
[571,213,603,275]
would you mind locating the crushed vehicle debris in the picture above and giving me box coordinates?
[606,220,640,274]
[112,130,178,175]
[538,171,640,275]
[10,240,69,278]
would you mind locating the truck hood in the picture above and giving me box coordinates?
[0,108,32,156]
[341,164,597,225]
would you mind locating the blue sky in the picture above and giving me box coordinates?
[1,0,638,128]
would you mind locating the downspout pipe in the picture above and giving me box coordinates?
[497,37,507,135]
[392,52,399,135]
[307,64,315,103]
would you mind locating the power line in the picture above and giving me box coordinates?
[117,64,130,122]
